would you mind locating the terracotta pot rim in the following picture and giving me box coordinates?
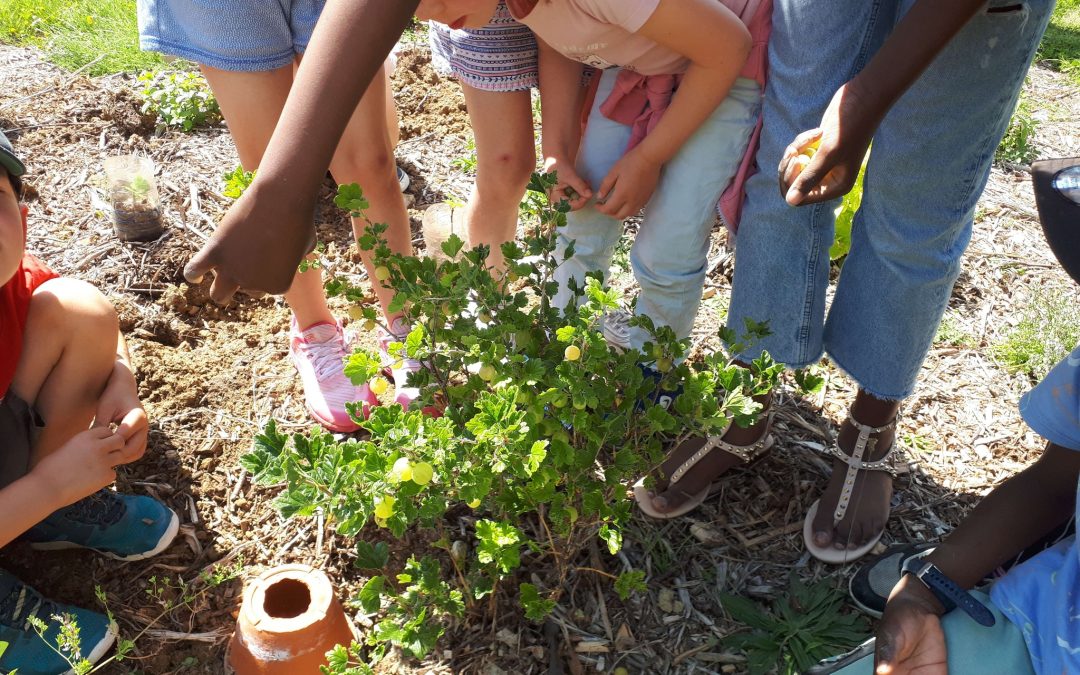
[242,564,335,635]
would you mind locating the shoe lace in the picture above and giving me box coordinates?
[602,309,632,350]
[0,580,59,631]
[298,338,348,381]
[65,490,126,527]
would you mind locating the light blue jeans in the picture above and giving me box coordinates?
[553,68,761,351]
[728,0,1055,399]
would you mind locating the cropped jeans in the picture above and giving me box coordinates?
[727,0,1055,399]
[553,68,761,351]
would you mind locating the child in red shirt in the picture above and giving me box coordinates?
[0,131,178,673]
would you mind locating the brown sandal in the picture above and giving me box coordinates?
[634,413,774,520]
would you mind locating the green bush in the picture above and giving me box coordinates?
[993,288,1080,380]
[244,174,788,670]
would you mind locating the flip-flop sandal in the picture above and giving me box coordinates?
[804,411,901,564]
[635,416,774,520]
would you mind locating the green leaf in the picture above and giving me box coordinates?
[354,541,389,570]
[519,583,556,621]
[335,183,370,214]
[614,570,647,600]
[441,233,465,258]
[526,440,548,476]
[357,576,386,614]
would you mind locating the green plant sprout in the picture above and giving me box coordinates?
[138,70,220,132]
[222,165,256,199]
[28,559,243,674]
[243,173,794,670]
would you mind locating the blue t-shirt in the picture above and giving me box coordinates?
[991,344,1080,675]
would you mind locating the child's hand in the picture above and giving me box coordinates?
[543,156,592,211]
[185,181,317,303]
[595,149,661,220]
[94,360,149,463]
[780,81,882,206]
[32,427,126,507]
[874,578,948,675]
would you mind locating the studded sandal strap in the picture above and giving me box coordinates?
[828,410,900,525]
[669,413,774,484]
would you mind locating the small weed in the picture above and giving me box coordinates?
[902,432,936,454]
[451,139,478,174]
[722,575,869,675]
[611,232,633,273]
[222,165,256,199]
[992,288,1080,379]
[934,312,976,348]
[995,94,1039,166]
[138,70,220,132]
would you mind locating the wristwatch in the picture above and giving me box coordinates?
[901,558,996,627]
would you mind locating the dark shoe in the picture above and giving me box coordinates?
[848,543,935,617]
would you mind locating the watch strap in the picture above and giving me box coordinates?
[902,559,996,628]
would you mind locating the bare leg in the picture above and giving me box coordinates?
[201,62,336,329]
[10,279,119,462]
[325,62,413,319]
[460,84,535,271]
[384,66,400,150]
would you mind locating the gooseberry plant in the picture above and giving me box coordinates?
[243,173,786,669]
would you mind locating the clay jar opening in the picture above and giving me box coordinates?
[262,578,312,619]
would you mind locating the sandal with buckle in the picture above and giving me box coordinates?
[634,412,775,520]
[803,410,902,564]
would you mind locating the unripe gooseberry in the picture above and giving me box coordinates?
[564,345,581,361]
[374,496,395,519]
[373,265,391,282]
[411,461,434,486]
[348,306,365,320]
[478,364,497,382]
[390,457,412,482]
[370,376,390,396]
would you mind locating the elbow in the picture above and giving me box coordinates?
[732,24,752,63]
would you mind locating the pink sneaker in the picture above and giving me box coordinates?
[377,318,441,415]
[289,319,378,432]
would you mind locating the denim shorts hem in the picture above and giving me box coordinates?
[140,36,299,72]
[825,350,910,402]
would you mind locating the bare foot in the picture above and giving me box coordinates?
[810,415,897,551]
[646,403,772,515]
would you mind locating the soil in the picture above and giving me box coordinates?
[0,39,1078,675]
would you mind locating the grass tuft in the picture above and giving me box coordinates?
[993,288,1080,380]
[1,0,169,75]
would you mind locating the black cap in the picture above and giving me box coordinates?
[0,129,25,179]
[1032,158,1080,285]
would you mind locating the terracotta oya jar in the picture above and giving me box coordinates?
[228,564,355,674]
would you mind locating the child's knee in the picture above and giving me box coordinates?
[29,278,117,342]
[478,151,533,194]
[332,145,396,188]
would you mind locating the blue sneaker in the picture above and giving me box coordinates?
[0,571,116,675]
[24,490,179,562]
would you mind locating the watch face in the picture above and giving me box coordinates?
[1054,165,1080,205]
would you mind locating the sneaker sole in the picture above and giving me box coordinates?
[847,572,884,619]
[31,509,180,562]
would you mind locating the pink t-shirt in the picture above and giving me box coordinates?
[509,0,764,76]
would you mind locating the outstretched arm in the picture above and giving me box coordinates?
[781,0,988,205]
[185,0,419,302]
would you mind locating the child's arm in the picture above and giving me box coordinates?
[93,333,149,460]
[537,38,591,210]
[0,427,127,548]
[873,442,1080,674]
[594,0,750,219]
[185,0,419,303]
[781,0,989,206]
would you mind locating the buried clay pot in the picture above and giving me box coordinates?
[228,564,355,674]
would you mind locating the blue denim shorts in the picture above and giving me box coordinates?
[137,0,324,71]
